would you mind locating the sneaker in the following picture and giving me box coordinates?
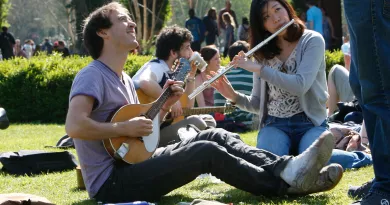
[348,179,374,199]
[281,131,334,191]
[287,163,343,195]
[350,192,390,205]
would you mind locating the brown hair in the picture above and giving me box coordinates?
[200,45,218,63]
[249,0,305,60]
[222,12,236,28]
[82,2,130,59]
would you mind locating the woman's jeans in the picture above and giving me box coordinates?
[257,113,327,156]
[257,112,372,170]
[344,0,390,194]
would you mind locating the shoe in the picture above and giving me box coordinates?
[287,163,343,195]
[350,192,390,205]
[281,131,334,191]
[348,179,374,199]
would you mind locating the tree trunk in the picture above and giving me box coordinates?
[142,0,148,43]
[149,0,156,41]
[131,0,142,50]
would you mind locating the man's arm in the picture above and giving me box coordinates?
[306,10,314,30]
[138,72,163,99]
[308,21,314,30]
[65,95,153,140]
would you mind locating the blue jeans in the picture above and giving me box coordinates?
[257,113,371,170]
[344,0,390,194]
[257,113,328,156]
[329,150,372,170]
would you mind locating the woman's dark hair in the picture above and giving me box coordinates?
[82,2,129,59]
[207,7,217,20]
[228,40,249,61]
[200,45,218,63]
[249,0,305,60]
[242,17,249,25]
[155,25,193,60]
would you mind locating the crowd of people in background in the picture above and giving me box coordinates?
[0,26,70,60]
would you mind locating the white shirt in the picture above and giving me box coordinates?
[132,59,170,83]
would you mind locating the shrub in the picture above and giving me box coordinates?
[0,50,344,123]
[325,49,344,75]
[0,54,151,123]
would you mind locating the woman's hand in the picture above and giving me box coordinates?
[206,71,238,103]
[232,51,261,73]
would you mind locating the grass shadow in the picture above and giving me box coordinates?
[159,194,197,204]
[70,187,87,192]
[71,199,96,205]
[218,188,332,205]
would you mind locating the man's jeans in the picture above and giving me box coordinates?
[344,0,390,194]
[257,112,371,170]
[94,128,290,203]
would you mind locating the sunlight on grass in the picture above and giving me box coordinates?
[0,125,374,205]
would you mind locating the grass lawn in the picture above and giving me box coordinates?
[0,124,373,205]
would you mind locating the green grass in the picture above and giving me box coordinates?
[0,124,374,205]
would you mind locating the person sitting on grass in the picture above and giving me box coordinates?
[65,2,342,203]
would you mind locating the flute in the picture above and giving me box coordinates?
[188,19,295,100]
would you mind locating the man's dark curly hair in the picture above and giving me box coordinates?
[155,25,193,60]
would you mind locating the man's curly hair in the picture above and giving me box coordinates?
[155,25,193,60]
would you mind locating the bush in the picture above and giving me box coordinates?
[0,50,344,123]
[0,53,151,123]
[325,49,344,76]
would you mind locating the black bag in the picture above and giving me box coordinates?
[0,150,78,176]
[0,107,9,130]
[45,134,74,149]
[328,99,362,123]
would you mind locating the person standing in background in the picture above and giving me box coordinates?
[0,27,15,60]
[218,1,238,52]
[343,0,390,203]
[221,12,235,58]
[305,0,323,35]
[185,9,205,52]
[203,7,219,45]
[237,17,250,42]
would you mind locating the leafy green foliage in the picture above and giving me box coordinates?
[325,49,344,76]
[0,53,151,123]
[0,0,10,27]
[0,50,344,123]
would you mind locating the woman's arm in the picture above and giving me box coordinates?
[259,34,325,96]
[234,72,261,114]
[194,75,207,107]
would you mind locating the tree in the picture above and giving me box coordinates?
[121,0,170,55]
[7,0,74,48]
[0,0,10,27]
[70,0,112,54]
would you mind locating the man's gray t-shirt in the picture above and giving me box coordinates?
[69,60,139,198]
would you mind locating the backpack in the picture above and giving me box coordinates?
[0,150,78,176]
